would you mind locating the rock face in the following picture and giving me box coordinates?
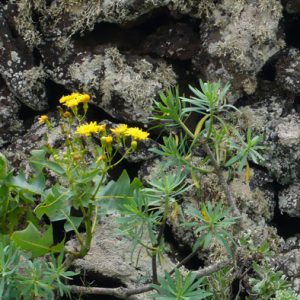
[1,0,300,297]
[0,79,24,147]
[276,48,300,95]
[0,4,48,111]
[275,249,300,292]
[72,217,177,300]
[0,0,285,115]
[279,183,300,217]
[54,48,177,123]
[192,0,284,99]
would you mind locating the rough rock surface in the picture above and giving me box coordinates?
[275,249,300,292]
[233,82,300,186]
[0,0,285,113]
[57,48,177,123]
[267,115,300,185]
[276,48,300,95]
[0,3,48,111]
[279,183,300,218]
[0,0,300,297]
[192,0,284,99]
[1,112,62,169]
[72,216,178,300]
[0,80,24,148]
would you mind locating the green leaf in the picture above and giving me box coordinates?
[7,171,43,195]
[64,216,83,233]
[11,222,55,257]
[35,186,72,221]
[97,170,142,213]
[0,153,8,179]
[29,150,65,176]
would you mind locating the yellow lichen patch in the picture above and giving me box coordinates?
[75,122,106,136]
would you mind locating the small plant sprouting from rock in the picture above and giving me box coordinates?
[150,269,212,300]
[249,262,298,300]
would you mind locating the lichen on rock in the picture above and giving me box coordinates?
[192,0,285,99]
[279,183,300,218]
[61,47,177,123]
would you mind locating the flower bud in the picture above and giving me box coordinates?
[131,140,137,150]
[0,153,8,179]
[73,154,81,161]
[101,136,113,145]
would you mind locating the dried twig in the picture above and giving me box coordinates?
[193,258,232,278]
[67,284,152,299]
[67,259,231,298]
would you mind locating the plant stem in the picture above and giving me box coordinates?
[67,259,231,298]
[169,245,202,275]
[202,141,240,216]
[152,196,170,283]
[178,116,240,216]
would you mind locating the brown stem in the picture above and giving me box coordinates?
[67,284,152,299]
[202,141,241,216]
[169,245,202,275]
[152,196,169,284]
[151,254,158,284]
[152,214,167,284]
[193,258,231,278]
[67,259,231,299]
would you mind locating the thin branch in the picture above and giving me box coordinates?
[67,260,231,299]
[67,284,152,299]
[202,141,241,216]
[193,258,232,278]
[169,245,202,275]
[152,196,170,284]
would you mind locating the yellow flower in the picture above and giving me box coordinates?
[59,92,91,108]
[101,136,113,144]
[75,122,106,136]
[104,136,113,144]
[38,115,48,124]
[125,127,149,141]
[110,124,128,136]
[77,94,90,104]
[63,98,80,108]
[59,94,75,104]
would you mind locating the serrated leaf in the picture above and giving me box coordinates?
[29,150,65,176]
[64,216,83,233]
[35,186,72,221]
[7,171,43,195]
[11,222,55,257]
[97,170,142,213]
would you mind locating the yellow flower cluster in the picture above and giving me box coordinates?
[59,93,90,108]
[75,122,106,136]
[125,127,149,141]
[110,124,149,141]
[38,115,48,124]
[75,122,149,141]
[110,124,128,136]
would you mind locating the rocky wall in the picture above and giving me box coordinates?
[1,0,300,296]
